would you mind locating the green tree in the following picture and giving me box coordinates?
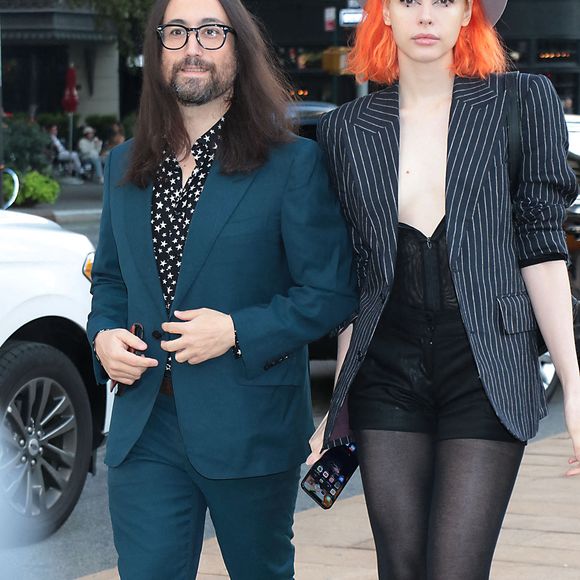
[72,0,155,58]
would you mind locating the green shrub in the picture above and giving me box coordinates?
[121,112,137,139]
[4,119,52,174]
[84,114,119,141]
[2,171,60,207]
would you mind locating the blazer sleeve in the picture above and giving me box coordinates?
[317,112,370,294]
[230,139,359,380]
[512,74,579,265]
[86,148,128,384]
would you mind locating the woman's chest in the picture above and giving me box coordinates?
[398,107,450,227]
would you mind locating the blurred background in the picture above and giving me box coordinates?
[0,0,579,128]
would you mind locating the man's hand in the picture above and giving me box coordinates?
[94,329,158,385]
[161,309,235,365]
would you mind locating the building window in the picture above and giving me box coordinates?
[507,40,530,65]
[537,40,577,63]
[540,72,578,114]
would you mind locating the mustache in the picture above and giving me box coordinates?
[172,56,214,73]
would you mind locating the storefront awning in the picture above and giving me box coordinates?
[0,7,116,44]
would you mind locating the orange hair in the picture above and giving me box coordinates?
[348,0,508,85]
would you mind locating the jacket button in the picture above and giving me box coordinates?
[152,330,163,340]
[380,291,387,302]
[357,350,365,361]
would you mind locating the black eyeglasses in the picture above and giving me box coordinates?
[157,23,236,51]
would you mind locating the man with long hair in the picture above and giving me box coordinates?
[87,0,357,578]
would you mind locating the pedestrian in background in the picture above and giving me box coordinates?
[101,121,126,159]
[48,124,84,177]
[87,0,357,578]
[309,0,580,578]
[78,126,105,184]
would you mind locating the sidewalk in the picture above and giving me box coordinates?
[10,180,103,225]
[79,433,580,580]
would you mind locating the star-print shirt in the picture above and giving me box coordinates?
[151,118,223,371]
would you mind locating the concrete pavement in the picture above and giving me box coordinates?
[10,180,104,224]
[77,433,580,580]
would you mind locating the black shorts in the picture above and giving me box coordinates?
[348,303,521,443]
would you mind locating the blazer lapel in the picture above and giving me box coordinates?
[171,161,257,311]
[118,180,167,316]
[445,76,504,266]
[345,86,400,280]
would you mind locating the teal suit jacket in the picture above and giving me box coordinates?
[87,136,358,479]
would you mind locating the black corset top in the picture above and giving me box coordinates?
[388,217,459,311]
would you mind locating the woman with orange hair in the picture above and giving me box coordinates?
[309,1,580,578]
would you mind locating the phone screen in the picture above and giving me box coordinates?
[301,443,358,509]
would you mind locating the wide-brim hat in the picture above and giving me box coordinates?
[358,0,508,26]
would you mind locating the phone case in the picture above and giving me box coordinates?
[301,442,358,509]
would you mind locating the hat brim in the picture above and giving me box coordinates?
[357,0,508,26]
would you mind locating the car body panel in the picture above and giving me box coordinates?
[0,210,113,435]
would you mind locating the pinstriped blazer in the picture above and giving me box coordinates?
[319,73,578,447]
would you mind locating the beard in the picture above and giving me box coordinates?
[168,56,236,107]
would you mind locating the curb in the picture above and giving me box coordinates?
[12,207,102,225]
[53,209,102,225]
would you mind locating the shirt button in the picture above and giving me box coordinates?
[380,291,387,302]
[152,330,163,340]
[357,350,365,361]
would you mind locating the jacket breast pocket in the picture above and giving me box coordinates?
[496,292,538,334]
[220,213,280,239]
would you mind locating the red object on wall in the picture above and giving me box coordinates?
[62,65,79,113]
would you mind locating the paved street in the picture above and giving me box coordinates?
[0,377,568,580]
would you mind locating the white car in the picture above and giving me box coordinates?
[0,209,113,544]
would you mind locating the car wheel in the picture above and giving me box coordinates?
[539,351,560,401]
[0,341,92,545]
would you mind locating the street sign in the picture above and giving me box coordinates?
[339,8,364,28]
[324,7,337,32]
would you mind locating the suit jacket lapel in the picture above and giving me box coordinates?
[345,86,400,280]
[171,161,257,312]
[445,76,503,266]
[118,180,167,317]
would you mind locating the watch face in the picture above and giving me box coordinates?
[301,443,358,509]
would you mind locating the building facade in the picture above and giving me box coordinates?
[0,0,119,120]
[497,0,580,114]
[2,0,578,120]
[246,0,359,105]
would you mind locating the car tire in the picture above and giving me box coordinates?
[0,341,92,545]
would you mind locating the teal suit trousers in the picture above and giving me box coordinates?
[108,392,300,580]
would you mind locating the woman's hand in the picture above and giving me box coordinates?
[94,329,158,385]
[564,386,580,477]
[306,412,329,466]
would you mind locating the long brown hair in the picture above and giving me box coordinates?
[126,0,294,188]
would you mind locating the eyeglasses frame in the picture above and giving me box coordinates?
[156,23,237,51]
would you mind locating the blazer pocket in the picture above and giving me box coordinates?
[240,351,304,387]
[496,292,538,334]
[220,214,279,238]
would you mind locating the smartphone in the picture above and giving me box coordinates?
[110,323,145,396]
[127,323,144,354]
[301,442,358,509]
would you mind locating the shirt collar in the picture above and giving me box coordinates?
[191,116,224,156]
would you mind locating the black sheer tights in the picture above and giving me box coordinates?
[354,430,525,580]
